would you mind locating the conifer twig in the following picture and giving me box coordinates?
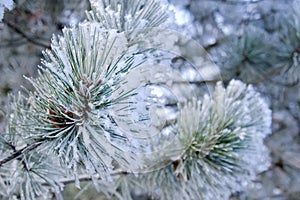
[3,19,50,49]
[0,140,44,167]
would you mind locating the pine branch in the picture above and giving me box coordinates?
[0,140,44,167]
[58,170,131,186]
[0,0,276,199]
[3,19,51,49]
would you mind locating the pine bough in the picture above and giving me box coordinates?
[0,0,271,199]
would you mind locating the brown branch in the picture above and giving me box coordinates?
[58,175,96,185]
[3,19,51,49]
[0,140,44,167]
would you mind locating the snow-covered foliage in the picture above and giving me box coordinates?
[0,0,274,199]
[90,80,271,200]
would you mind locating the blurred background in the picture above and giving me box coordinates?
[0,0,300,199]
